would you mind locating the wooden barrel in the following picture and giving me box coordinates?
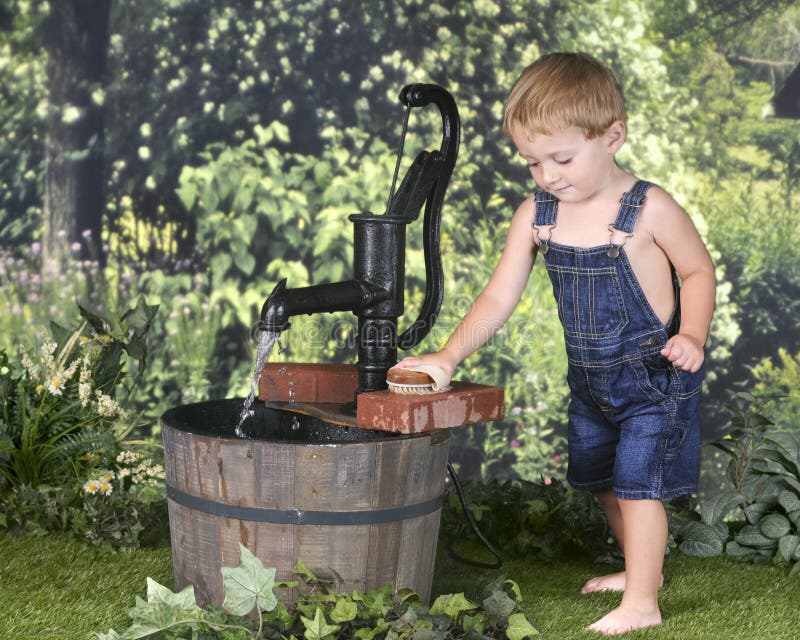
[162,399,450,606]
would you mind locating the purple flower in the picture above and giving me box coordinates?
[31,242,42,256]
[510,439,521,448]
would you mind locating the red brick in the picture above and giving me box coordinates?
[258,363,358,403]
[356,382,505,434]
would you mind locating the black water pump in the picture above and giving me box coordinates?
[260,84,460,393]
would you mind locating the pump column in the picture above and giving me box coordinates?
[350,212,407,393]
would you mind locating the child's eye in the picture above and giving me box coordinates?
[555,157,573,165]
[527,161,539,169]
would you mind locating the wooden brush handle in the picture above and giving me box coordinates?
[386,367,433,385]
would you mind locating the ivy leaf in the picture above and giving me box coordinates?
[300,607,340,640]
[124,597,195,639]
[678,521,725,557]
[411,630,446,640]
[145,578,198,611]
[221,543,277,616]
[429,593,477,619]
[355,621,388,640]
[329,598,358,623]
[293,558,319,584]
[482,590,516,619]
[505,612,541,639]
[463,613,486,634]
[397,588,421,605]
[505,580,523,602]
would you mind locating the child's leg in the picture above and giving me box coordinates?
[581,489,626,594]
[586,498,666,635]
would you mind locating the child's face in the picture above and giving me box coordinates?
[511,124,624,203]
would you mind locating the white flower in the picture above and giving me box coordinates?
[47,378,63,396]
[138,146,151,161]
[116,450,139,465]
[78,382,92,407]
[99,481,113,496]
[95,391,127,418]
[20,347,39,379]
[83,480,99,494]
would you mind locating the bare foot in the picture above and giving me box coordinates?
[581,572,664,594]
[586,604,662,635]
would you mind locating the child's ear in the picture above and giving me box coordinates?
[603,120,626,153]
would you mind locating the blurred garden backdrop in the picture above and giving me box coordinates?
[1,0,799,489]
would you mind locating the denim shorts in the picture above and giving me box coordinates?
[565,354,703,500]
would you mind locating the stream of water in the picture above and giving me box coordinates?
[234,329,280,437]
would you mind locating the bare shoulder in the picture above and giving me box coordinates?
[639,184,693,235]
[508,195,537,243]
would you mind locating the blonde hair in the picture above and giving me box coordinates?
[503,52,626,140]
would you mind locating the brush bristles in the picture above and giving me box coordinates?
[386,381,438,395]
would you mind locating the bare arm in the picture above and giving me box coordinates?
[397,198,538,377]
[649,190,716,371]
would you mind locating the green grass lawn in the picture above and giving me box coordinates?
[2,531,798,640]
[433,547,800,640]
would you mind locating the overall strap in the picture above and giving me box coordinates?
[534,190,558,226]
[606,180,653,258]
[612,180,653,234]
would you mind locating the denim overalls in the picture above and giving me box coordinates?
[534,180,703,500]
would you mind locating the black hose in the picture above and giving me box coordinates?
[445,461,503,569]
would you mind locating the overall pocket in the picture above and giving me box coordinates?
[547,264,628,339]
[631,355,676,405]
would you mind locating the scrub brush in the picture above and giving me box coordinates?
[386,364,451,394]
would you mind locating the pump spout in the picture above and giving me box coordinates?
[260,278,387,333]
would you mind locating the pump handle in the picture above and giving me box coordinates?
[395,84,460,350]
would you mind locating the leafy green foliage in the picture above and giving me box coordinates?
[676,395,800,575]
[1,0,798,482]
[98,547,541,640]
[0,299,154,488]
[0,300,168,551]
[441,477,619,564]
[221,544,278,617]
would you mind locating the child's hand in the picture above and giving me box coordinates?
[394,351,457,379]
[660,334,704,372]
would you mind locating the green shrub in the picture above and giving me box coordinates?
[676,394,800,575]
[441,477,619,565]
[0,300,168,551]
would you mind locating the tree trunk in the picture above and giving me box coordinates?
[42,0,111,267]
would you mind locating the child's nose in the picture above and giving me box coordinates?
[541,164,559,185]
